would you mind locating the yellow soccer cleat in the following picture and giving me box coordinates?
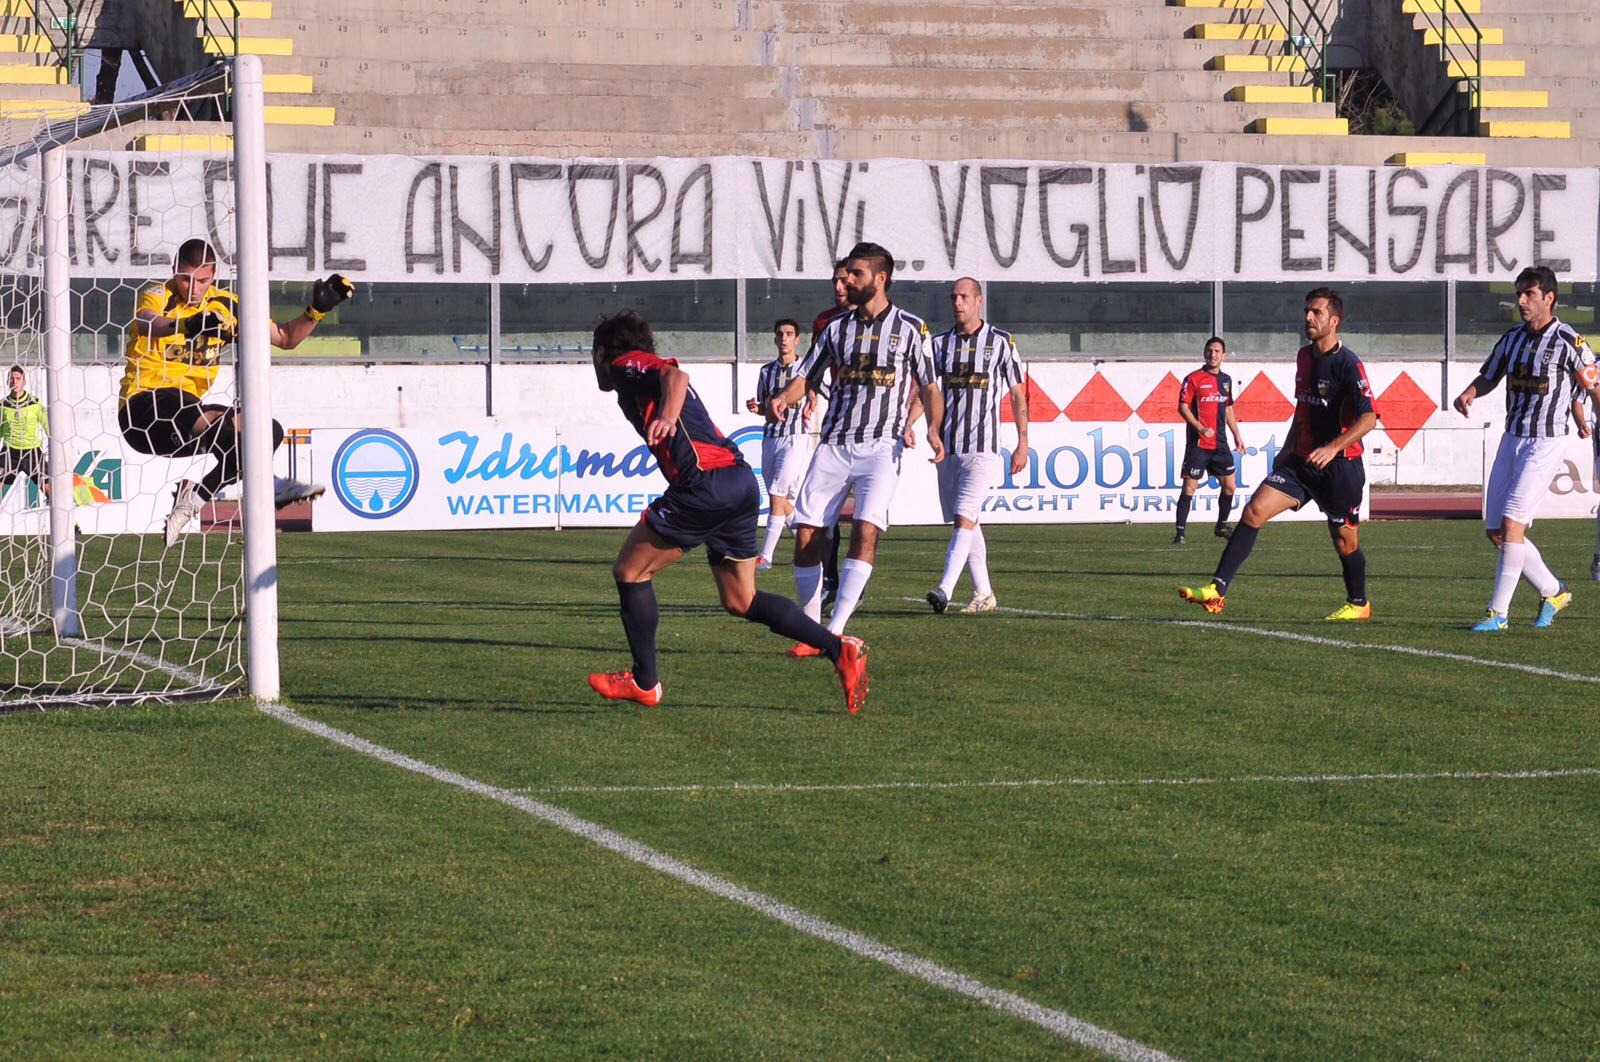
[1178,582,1226,615]
[1325,601,1372,622]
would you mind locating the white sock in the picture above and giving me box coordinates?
[967,524,992,596]
[759,515,786,564]
[794,563,824,622]
[1520,539,1561,598]
[938,527,974,597]
[827,558,873,634]
[1489,541,1526,616]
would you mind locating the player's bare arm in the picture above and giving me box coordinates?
[1307,411,1377,469]
[768,373,808,419]
[1177,398,1211,441]
[1008,382,1029,475]
[1454,374,1496,416]
[920,381,946,463]
[903,391,923,448]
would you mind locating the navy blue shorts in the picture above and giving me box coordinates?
[1181,442,1235,481]
[1264,454,1364,527]
[643,464,761,565]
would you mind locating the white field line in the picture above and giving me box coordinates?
[901,597,1600,688]
[258,701,1177,1062]
[522,766,1600,797]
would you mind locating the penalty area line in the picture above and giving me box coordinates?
[903,598,1600,688]
[257,701,1178,1062]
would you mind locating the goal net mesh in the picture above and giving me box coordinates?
[0,66,249,709]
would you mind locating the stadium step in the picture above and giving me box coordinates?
[132,133,235,151]
[1466,87,1548,108]
[180,0,274,16]
[0,97,88,119]
[302,92,793,133]
[1168,0,1264,7]
[766,3,1207,39]
[264,104,335,126]
[201,35,294,56]
[1225,84,1320,103]
[1420,26,1504,45]
[1479,118,1572,136]
[812,96,1335,133]
[0,64,65,85]
[263,72,314,94]
[798,66,1302,103]
[1386,151,1490,164]
[1246,116,1349,134]
[1187,22,1287,40]
[1207,54,1307,72]
[0,35,52,53]
[1401,0,1480,12]
[1445,57,1525,77]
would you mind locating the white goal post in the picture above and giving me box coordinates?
[0,55,278,708]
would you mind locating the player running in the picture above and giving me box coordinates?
[1179,288,1376,620]
[1454,266,1600,630]
[586,309,868,713]
[118,238,342,546]
[1173,336,1246,544]
[769,242,945,646]
[925,278,1027,614]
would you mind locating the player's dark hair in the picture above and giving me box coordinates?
[773,318,799,334]
[176,238,216,270]
[846,241,894,288]
[593,309,655,361]
[1515,265,1559,304]
[1305,286,1343,320]
[1205,336,1226,351]
[833,258,848,270]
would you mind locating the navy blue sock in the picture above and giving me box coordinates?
[615,580,659,688]
[1340,548,1368,605]
[1211,522,1261,595]
[746,590,842,662]
[1175,493,1192,533]
[1216,490,1235,528]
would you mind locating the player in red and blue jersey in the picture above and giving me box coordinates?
[1180,288,1377,620]
[587,309,868,712]
[1173,336,1246,544]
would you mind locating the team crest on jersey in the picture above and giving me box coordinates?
[888,335,902,354]
[1316,379,1329,397]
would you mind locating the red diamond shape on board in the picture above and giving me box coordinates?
[1003,375,1061,423]
[1134,372,1185,423]
[1062,372,1133,422]
[1375,371,1437,450]
[1233,373,1295,422]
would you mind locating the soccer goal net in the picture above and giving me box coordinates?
[0,57,278,709]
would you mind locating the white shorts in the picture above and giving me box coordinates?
[937,451,1002,523]
[761,434,814,500]
[793,440,904,531]
[1484,433,1568,528]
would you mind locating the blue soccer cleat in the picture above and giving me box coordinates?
[1471,610,1508,633]
[1533,583,1572,629]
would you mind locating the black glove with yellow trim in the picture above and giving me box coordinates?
[306,273,354,321]
[179,310,237,345]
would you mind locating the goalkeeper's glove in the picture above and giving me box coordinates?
[179,310,236,346]
[305,273,354,321]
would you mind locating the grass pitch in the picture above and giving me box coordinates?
[3,519,1599,1057]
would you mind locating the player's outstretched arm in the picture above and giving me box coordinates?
[271,273,354,351]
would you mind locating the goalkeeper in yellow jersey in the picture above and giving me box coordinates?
[117,238,352,546]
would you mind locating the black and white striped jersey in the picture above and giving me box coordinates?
[755,356,806,439]
[798,303,935,445]
[1479,317,1599,438]
[932,322,1025,455]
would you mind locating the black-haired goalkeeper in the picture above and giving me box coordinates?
[118,238,352,546]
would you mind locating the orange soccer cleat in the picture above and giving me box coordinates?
[835,636,869,714]
[785,641,825,658]
[587,669,662,706]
